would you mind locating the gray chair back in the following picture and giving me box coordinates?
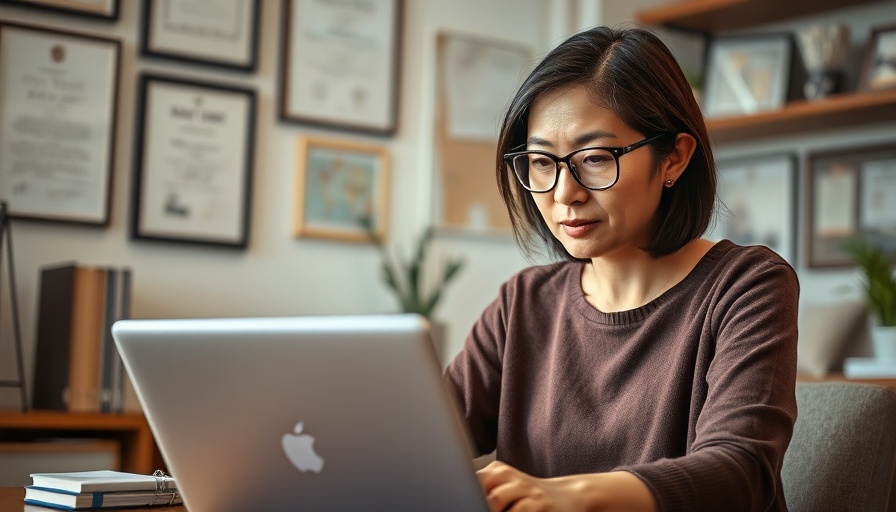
[782,382,896,512]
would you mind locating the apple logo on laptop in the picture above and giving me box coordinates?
[282,421,324,473]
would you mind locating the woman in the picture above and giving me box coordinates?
[444,26,799,511]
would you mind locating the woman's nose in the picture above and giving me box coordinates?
[552,162,589,204]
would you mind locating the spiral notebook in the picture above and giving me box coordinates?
[112,314,488,512]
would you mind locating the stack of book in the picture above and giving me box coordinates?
[24,470,180,510]
[31,263,132,413]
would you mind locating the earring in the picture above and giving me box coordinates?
[664,179,675,188]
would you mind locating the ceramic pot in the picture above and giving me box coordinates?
[871,325,896,361]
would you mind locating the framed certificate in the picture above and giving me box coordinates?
[294,136,389,243]
[131,74,256,248]
[0,0,119,21]
[280,0,402,135]
[808,142,896,267]
[707,153,798,264]
[0,22,120,225]
[141,0,260,72]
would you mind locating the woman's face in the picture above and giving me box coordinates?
[526,84,667,260]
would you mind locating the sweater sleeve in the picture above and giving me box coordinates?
[443,286,508,457]
[619,255,799,511]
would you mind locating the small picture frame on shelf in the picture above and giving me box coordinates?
[807,142,896,268]
[859,24,896,92]
[706,153,798,264]
[141,0,260,72]
[131,74,256,248]
[702,33,793,118]
[294,136,389,243]
[0,0,119,21]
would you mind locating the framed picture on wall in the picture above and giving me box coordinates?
[707,153,798,264]
[0,0,119,21]
[141,0,260,72]
[807,142,896,267]
[294,136,389,243]
[131,74,256,248]
[433,31,531,237]
[0,22,120,225]
[280,0,402,135]
[702,33,793,118]
[859,24,896,92]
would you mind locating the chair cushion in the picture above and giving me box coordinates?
[782,382,896,511]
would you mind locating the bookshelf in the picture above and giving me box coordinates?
[0,411,160,474]
[635,0,896,143]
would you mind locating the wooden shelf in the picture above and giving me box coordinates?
[0,410,160,474]
[705,89,896,144]
[636,0,884,33]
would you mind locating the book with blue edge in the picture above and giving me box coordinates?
[24,470,180,510]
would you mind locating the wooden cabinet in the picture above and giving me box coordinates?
[635,0,896,143]
[0,411,161,474]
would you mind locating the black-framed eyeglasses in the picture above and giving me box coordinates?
[503,133,666,193]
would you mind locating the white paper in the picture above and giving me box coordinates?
[149,0,254,66]
[0,26,117,222]
[138,80,250,243]
[814,164,857,237]
[709,155,794,261]
[286,0,396,131]
[860,159,896,232]
[442,36,530,141]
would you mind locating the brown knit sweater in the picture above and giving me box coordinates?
[445,240,799,511]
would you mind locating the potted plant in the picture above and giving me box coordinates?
[844,240,896,360]
[359,216,464,360]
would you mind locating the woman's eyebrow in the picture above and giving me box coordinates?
[526,130,618,148]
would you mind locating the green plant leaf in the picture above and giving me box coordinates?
[843,240,896,326]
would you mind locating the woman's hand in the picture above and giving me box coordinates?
[476,461,657,512]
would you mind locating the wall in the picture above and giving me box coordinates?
[0,0,893,411]
[0,0,550,410]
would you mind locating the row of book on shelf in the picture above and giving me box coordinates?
[24,470,181,510]
[32,262,132,413]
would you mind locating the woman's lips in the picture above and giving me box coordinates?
[560,219,599,238]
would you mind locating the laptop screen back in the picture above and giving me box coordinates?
[112,314,488,512]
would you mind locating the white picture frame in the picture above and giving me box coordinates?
[703,34,793,118]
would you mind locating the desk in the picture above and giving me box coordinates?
[2,487,186,511]
[0,411,161,474]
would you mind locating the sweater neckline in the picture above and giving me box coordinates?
[571,240,733,325]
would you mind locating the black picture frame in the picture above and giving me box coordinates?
[807,142,896,268]
[0,21,120,225]
[0,0,119,21]
[708,152,798,264]
[131,73,256,248]
[140,0,260,72]
[279,0,403,135]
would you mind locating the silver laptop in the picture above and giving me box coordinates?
[112,314,489,512]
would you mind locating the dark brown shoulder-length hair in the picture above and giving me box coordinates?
[496,26,716,261]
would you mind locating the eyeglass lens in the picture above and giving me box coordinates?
[511,148,617,192]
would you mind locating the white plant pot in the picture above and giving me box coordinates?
[871,325,896,361]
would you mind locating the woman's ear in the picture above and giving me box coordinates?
[662,133,697,183]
